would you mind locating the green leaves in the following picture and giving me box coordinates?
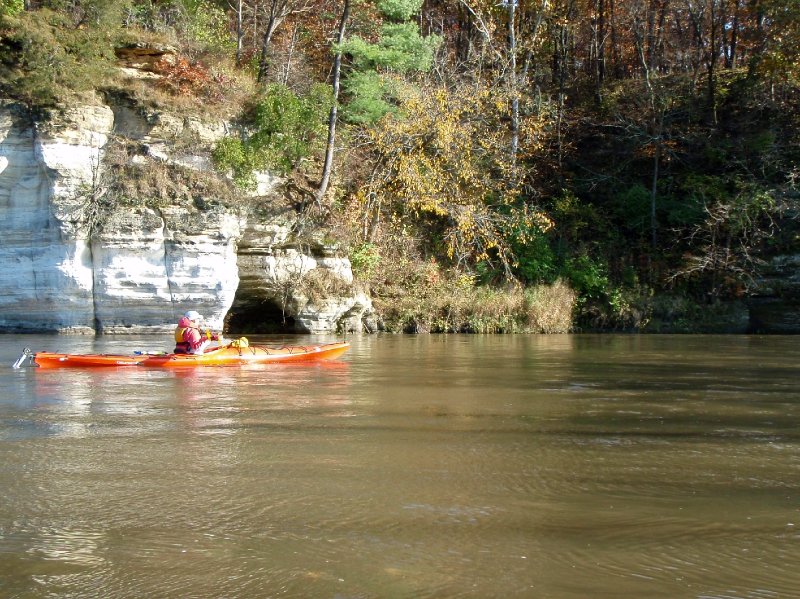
[0,8,117,107]
[336,2,441,124]
[249,83,331,171]
[212,137,259,189]
[349,242,382,279]
[341,71,396,124]
[213,83,332,187]
[0,0,24,18]
[377,0,424,22]
[184,0,234,52]
[341,23,439,73]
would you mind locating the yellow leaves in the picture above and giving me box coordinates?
[368,89,484,217]
[434,89,449,112]
[353,188,370,205]
[514,203,554,234]
[457,273,477,289]
[534,212,554,232]
[357,80,554,274]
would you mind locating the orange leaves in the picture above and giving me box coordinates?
[154,56,227,102]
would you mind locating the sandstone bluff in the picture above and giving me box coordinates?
[0,97,371,335]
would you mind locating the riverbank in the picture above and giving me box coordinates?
[360,280,796,335]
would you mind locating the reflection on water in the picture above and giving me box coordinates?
[0,334,798,598]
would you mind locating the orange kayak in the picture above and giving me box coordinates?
[31,342,350,369]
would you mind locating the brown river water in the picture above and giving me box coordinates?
[0,333,798,598]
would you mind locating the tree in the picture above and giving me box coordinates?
[548,0,579,175]
[213,83,332,187]
[338,0,441,124]
[589,0,608,98]
[630,0,669,250]
[256,0,312,83]
[315,0,351,206]
[751,0,800,85]
[228,0,244,65]
[354,83,552,277]
[670,178,782,297]
[0,0,24,17]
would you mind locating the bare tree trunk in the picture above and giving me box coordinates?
[591,0,606,102]
[726,0,740,68]
[635,8,663,252]
[315,0,351,206]
[650,133,661,249]
[554,15,571,177]
[235,0,244,66]
[255,0,299,84]
[707,0,720,122]
[283,23,299,84]
[252,0,259,56]
[257,14,279,83]
[655,0,669,71]
[507,0,519,161]
[598,0,606,83]
[610,0,622,78]
[646,0,657,70]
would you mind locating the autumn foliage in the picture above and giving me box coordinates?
[3,0,798,330]
[355,81,553,276]
[154,56,228,102]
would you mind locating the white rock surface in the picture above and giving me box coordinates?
[0,102,106,332]
[0,100,242,332]
[0,98,371,334]
[295,292,372,333]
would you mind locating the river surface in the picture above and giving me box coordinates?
[0,334,798,598]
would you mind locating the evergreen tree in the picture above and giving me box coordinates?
[338,0,441,123]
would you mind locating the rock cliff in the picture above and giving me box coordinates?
[0,97,370,334]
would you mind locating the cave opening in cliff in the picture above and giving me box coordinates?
[225,299,296,334]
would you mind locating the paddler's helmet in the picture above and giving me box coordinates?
[184,310,202,322]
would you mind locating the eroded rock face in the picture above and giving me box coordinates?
[114,42,177,79]
[0,99,242,332]
[0,101,111,332]
[232,219,371,334]
[295,294,372,333]
[90,205,244,333]
[0,98,371,334]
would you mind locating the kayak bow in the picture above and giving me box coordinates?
[31,352,145,368]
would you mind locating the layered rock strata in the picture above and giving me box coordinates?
[0,98,370,334]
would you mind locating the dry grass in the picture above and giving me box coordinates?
[296,268,359,305]
[374,276,576,334]
[342,218,578,333]
[523,279,577,333]
[111,42,257,121]
[104,147,239,212]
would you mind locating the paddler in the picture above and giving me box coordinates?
[174,310,222,354]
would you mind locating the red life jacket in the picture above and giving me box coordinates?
[174,317,194,353]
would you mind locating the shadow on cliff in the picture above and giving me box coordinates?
[225,299,297,334]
